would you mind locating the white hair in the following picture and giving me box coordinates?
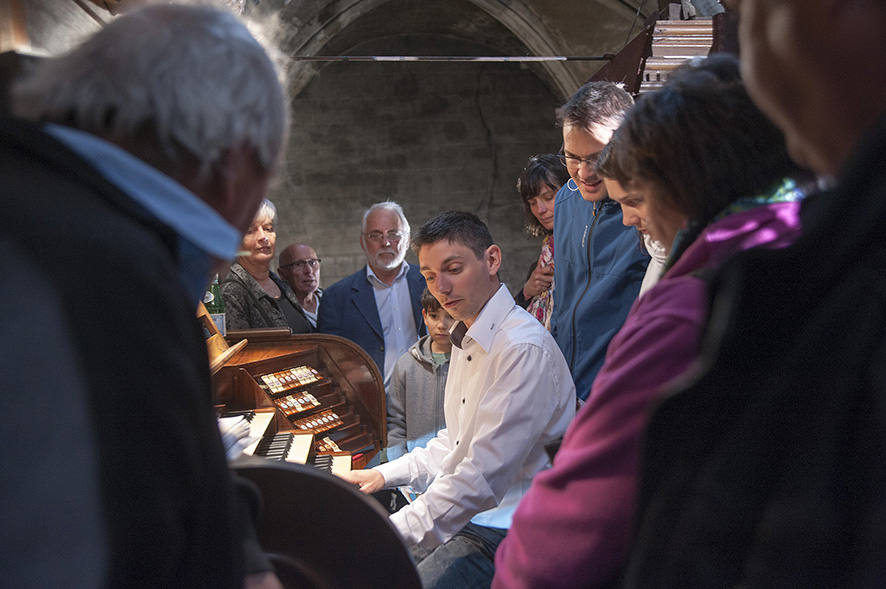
[361,201,411,235]
[253,198,277,227]
[12,3,288,177]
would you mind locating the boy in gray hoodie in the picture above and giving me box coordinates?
[385,288,454,461]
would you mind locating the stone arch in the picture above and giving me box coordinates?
[278,0,654,100]
[468,0,580,100]
[281,0,391,97]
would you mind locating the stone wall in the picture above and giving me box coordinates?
[270,37,564,295]
[12,0,660,296]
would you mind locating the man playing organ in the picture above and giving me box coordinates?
[343,211,575,589]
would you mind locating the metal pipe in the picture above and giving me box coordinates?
[290,55,613,62]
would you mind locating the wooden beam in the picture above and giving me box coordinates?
[85,0,128,14]
[589,24,654,95]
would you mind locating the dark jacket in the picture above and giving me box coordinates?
[317,264,426,377]
[624,118,886,587]
[0,117,246,586]
[221,262,312,332]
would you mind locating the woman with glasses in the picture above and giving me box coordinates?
[221,199,313,333]
[514,154,570,330]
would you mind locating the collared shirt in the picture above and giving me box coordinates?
[375,284,576,549]
[366,262,419,388]
[45,124,241,303]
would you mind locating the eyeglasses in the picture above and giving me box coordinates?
[364,231,405,244]
[558,152,601,168]
[280,258,321,270]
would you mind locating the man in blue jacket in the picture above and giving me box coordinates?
[552,82,649,400]
[318,201,426,388]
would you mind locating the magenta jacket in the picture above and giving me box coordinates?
[493,200,803,589]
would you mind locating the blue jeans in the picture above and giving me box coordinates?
[411,522,507,589]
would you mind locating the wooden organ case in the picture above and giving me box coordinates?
[210,326,387,472]
[199,309,422,589]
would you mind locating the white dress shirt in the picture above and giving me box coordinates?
[367,262,419,388]
[375,284,576,549]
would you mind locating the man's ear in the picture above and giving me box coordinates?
[185,145,267,235]
[485,245,502,277]
[175,144,268,234]
[220,147,268,234]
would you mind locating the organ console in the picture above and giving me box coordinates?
[199,307,418,588]
[205,313,387,472]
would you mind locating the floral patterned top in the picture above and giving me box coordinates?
[526,234,554,330]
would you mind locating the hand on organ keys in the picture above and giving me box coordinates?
[217,415,254,459]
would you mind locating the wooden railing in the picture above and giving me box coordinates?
[590,8,737,96]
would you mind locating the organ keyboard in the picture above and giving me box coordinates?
[222,408,276,452]
[221,407,353,476]
[251,431,351,476]
[210,329,386,471]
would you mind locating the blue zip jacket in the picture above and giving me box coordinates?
[552,182,649,400]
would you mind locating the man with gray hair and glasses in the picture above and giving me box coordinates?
[1,3,286,587]
[319,201,426,389]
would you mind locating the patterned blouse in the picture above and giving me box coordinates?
[526,234,554,330]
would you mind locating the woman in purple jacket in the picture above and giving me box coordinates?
[493,54,813,588]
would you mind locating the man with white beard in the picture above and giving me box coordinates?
[318,201,426,388]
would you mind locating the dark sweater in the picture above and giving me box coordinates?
[625,117,886,587]
[0,117,248,587]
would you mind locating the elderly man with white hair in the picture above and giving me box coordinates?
[1,3,287,587]
[318,201,426,388]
